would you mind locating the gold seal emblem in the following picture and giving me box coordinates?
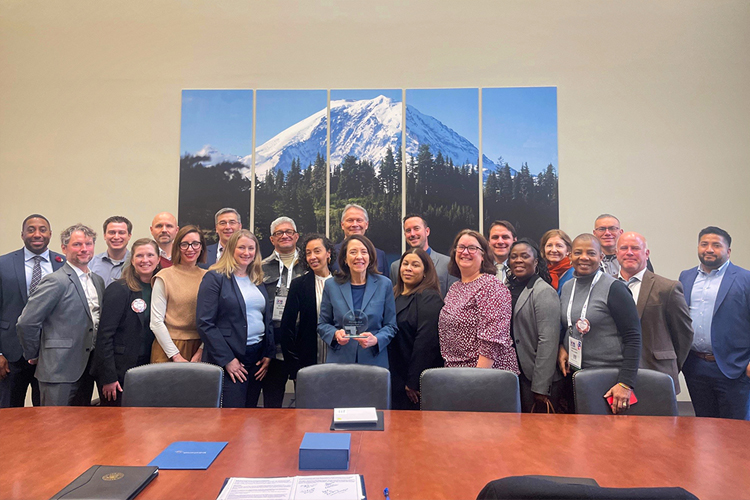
[102,472,125,481]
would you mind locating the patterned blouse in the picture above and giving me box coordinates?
[438,273,519,373]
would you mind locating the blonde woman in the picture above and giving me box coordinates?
[197,230,274,408]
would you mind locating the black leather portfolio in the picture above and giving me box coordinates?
[49,465,158,500]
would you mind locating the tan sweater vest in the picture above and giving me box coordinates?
[158,265,206,340]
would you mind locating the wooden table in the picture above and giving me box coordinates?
[1,408,748,499]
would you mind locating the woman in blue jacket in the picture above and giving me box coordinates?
[317,235,397,368]
[197,229,274,408]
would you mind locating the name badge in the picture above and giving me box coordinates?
[568,336,582,370]
[272,295,288,322]
[131,298,147,314]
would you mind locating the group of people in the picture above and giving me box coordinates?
[1,207,748,420]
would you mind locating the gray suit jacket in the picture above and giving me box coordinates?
[16,262,104,384]
[390,249,457,299]
[512,276,562,395]
[636,270,694,394]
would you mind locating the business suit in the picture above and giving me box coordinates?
[334,242,389,278]
[679,262,750,419]
[390,249,458,298]
[279,271,319,379]
[635,270,694,394]
[91,279,154,406]
[196,270,274,407]
[318,273,397,368]
[199,243,220,269]
[16,262,104,406]
[512,276,563,412]
[388,289,444,409]
[0,248,64,407]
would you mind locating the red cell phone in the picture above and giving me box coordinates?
[606,391,638,407]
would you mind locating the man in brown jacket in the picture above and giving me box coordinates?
[617,232,694,393]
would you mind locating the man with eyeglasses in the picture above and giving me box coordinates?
[202,208,243,269]
[260,217,305,408]
[593,214,652,277]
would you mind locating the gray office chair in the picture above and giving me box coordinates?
[121,362,224,408]
[295,364,391,409]
[572,368,678,416]
[420,367,521,412]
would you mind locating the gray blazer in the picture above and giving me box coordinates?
[16,262,104,384]
[390,249,458,299]
[512,276,562,395]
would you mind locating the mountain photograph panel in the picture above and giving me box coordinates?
[405,88,480,255]
[179,89,253,243]
[482,87,559,243]
[254,90,328,257]
[329,89,403,267]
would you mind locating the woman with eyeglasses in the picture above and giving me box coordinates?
[197,230,274,408]
[438,230,519,373]
[150,225,208,363]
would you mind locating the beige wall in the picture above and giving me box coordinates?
[2,0,749,282]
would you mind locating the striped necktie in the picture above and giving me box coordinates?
[29,255,43,295]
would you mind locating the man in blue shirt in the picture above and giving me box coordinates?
[679,226,750,420]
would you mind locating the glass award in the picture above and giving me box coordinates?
[343,309,368,338]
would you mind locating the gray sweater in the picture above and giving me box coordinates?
[560,272,641,388]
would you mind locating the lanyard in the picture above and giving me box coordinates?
[566,270,603,329]
[275,250,298,289]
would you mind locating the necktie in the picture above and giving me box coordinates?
[29,256,43,295]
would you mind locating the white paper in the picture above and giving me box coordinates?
[217,477,294,500]
[293,475,362,500]
[217,475,362,500]
[333,407,377,423]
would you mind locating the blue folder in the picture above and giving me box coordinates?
[148,441,228,470]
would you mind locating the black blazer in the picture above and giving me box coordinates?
[279,271,318,379]
[196,270,274,368]
[388,288,444,390]
[91,280,153,386]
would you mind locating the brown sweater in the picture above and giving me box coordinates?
[156,265,206,340]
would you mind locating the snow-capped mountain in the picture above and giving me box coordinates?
[194,95,503,179]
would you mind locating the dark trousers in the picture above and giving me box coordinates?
[261,357,288,408]
[222,343,264,408]
[0,357,40,408]
[682,351,750,420]
[519,372,566,413]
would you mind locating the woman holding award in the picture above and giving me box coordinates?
[317,235,397,368]
[557,233,641,414]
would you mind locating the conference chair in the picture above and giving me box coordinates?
[121,362,224,408]
[476,476,699,500]
[572,368,678,416]
[295,364,391,409]
[420,367,521,412]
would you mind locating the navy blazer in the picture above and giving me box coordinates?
[317,273,397,368]
[196,270,275,368]
[679,262,750,379]
[0,249,65,362]
[199,243,220,270]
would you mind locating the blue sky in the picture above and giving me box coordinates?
[180,90,253,156]
[482,87,558,174]
[255,90,328,145]
[406,88,479,144]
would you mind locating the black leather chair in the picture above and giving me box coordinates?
[295,364,391,409]
[477,476,699,499]
[573,368,678,416]
[121,362,224,408]
[420,367,521,412]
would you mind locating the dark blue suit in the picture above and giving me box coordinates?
[317,273,397,368]
[196,270,274,408]
[199,243,220,270]
[0,248,65,407]
[679,262,750,419]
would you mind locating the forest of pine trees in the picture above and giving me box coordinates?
[178,145,558,259]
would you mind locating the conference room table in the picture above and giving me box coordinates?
[1,407,748,500]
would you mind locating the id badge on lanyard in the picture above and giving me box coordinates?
[272,286,288,322]
[566,270,602,370]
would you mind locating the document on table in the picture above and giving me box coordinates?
[216,474,365,500]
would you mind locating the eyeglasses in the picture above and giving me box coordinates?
[594,226,620,234]
[456,244,483,255]
[272,229,297,238]
[217,220,239,227]
[179,241,203,250]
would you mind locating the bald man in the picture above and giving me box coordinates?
[150,212,179,269]
[617,232,693,393]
